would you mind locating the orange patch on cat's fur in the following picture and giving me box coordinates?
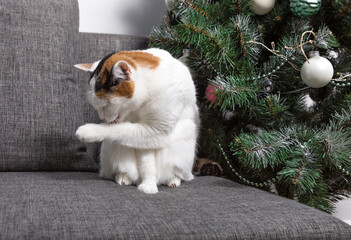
[95,90,110,100]
[95,51,158,99]
[96,81,135,99]
[113,81,135,98]
[99,51,160,85]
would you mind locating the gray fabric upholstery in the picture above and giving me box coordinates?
[0,173,350,240]
[78,33,149,59]
[0,0,93,171]
[0,0,148,171]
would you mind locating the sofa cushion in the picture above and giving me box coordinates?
[0,0,97,171]
[0,0,149,171]
[0,173,350,239]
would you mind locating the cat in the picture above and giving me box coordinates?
[74,48,200,194]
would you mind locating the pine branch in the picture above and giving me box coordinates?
[251,95,291,129]
[278,142,321,196]
[336,2,351,19]
[298,180,334,213]
[210,76,259,111]
[333,107,351,129]
[231,15,262,63]
[176,9,239,73]
[149,26,185,57]
[150,0,351,214]
[230,130,290,170]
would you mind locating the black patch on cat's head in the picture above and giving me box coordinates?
[91,52,132,96]
[89,51,118,94]
[94,69,112,93]
[89,51,116,83]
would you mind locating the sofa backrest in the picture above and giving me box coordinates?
[0,0,148,171]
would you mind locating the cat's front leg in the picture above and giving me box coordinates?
[136,149,158,194]
[75,123,107,142]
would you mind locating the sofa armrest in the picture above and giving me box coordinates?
[78,32,149,62]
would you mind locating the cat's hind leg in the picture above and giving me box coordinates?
[157,119,197,186]
[113,146,139,186]
[115,173,133,186]
[167,176,181,188]
[100,141,139,185]
[169,119,197,182]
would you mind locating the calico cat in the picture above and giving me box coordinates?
[75,48,200,194]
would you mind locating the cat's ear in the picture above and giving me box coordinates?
[74,61,100,73]
[112,61,131,81]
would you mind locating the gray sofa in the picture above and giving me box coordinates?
[1,0,351,239]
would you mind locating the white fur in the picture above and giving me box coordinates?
[75,48,200,194]
[301,94,316,112]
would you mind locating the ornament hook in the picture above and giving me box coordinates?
[285,31,317,64]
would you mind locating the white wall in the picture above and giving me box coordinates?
[334,199,351,224]
[78,0,351,224]
[78,0,166,37]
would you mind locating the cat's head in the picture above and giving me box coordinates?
[75,52,146,124]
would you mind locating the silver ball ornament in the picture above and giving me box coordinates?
[301,52,334,88]
[252,0,276,15]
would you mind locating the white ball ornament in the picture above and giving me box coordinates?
[252,0,276,15]
[300,52,334,88]
[165,0,176,10]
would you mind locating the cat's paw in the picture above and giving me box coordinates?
[138,182,158,194]
[167,176,181,188]
[75,124,103,142]
[115,173,133,186]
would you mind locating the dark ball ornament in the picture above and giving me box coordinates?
[308,87,329,102]
[290,0,322,18]
[262,78,274,94]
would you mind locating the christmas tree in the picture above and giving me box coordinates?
[150,0,351,213]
